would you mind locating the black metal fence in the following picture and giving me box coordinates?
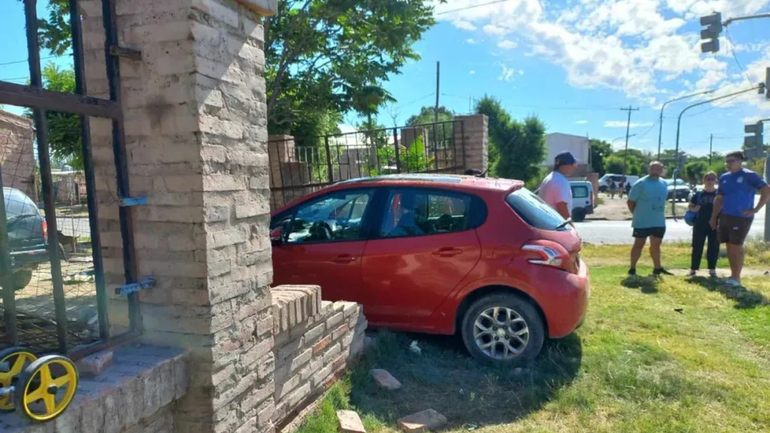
[268,120,466,209]
[0,0,140,359]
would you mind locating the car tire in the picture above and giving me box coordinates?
[599,186,607,193]
[12,270,32,291]
[460,293,545,365]
[572,208,586,223]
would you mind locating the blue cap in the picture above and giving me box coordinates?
[555,151,578,166]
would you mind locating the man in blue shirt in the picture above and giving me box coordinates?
[709,151,770,286]
[627,162,671,276]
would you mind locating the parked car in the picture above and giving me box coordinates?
[569,181,594,222]
[270,174,589,365]
[663,178,691,201]
[598,174,639,193]
[1,187,58,291]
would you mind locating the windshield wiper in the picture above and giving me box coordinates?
[556,218,573,230]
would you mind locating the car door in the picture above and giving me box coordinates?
[270,188,376,304]
[361,187,482,327]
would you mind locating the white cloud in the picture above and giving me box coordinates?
[497,39,518,50]
[576,120,589,124]
[604,120,654,128]
[498,63,517,82]
[469,70,476,75]
[465,38,478,44]
[518,70,524,75]
[454,20,477,31]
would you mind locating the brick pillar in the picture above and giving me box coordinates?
[81,0,278,432]
[453,114,488,174]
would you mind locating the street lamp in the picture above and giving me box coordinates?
[657,90,713,160]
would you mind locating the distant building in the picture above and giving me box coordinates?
[543,132,591,177]
[0,110,37,201]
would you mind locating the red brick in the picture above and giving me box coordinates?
[332,324,349,341]
[332,355,346,371]
[313,335,331,354]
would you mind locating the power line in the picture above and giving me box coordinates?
[0,55,61,67]
[0,76,28,82]
[725,27,753,86]
[441,93,625,111]
[435,0,511,16]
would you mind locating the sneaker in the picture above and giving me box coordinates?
[628,268,637,276]
[724,278,742,287]
[709,270,717,278]
[653,268,674,276]
[687,270,697,277]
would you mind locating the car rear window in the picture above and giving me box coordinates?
[505,188,568,231]
[571,185,589,199]
[3,188,39,219]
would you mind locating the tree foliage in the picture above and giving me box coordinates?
[589,139,612,175]
[474,96,545,183]
[266,0,437,134]
[604,154,643,177]
[406,106,454,126]
[684,161,709,186]
[24,64,83,170]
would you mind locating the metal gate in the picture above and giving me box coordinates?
[268,120,466,210]
[0,0,142,359]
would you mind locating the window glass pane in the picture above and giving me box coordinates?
[571,185,589,199]
[287,190,373,243]
[381,189,470,238]
[506,188,568,231]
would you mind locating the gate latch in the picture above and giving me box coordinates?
[115,278,155,296]
[119,197,148,207]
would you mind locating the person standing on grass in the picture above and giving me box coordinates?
[688,172,720,277]
[709,151,770,286]
[538,151,578,220]
[628,161,672,277]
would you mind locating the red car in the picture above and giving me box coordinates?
[270,174,589,364]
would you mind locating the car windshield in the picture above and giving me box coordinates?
[505,188,568,231]
[3,188,39,220]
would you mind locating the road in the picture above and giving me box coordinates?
[577,199,767,245]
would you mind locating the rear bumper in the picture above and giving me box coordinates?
[11,248,50,269]
[541,260,590,338]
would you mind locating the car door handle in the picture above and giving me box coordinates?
[332,254,357,264]
[433,247,463,257]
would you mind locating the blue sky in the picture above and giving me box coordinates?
[1,0,769,157]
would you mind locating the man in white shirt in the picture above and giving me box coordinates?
[538,151,578,220]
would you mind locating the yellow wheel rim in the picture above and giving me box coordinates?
[21,357,78,422]
[0,350,36,411]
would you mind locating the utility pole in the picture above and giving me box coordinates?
[621,105,640,176]
[709,133,713,166]
[433,61,440,169]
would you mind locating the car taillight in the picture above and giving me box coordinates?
[42,220,48,242]
[522,240,574,273]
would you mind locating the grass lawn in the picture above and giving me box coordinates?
[294,245,770,433]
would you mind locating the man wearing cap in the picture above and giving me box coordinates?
[538,151,578,220]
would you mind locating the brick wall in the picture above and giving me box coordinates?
[0,110,36,201]
[454,114,488,174]
[270,286,366,426]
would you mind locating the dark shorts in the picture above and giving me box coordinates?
[718,214,752,245]
[633,227,666,239]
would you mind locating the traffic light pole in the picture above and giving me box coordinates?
[671,85,764,219]
[724,13,770,26]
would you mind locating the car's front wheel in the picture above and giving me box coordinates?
[460,293,545,365]
[12,270,32,291]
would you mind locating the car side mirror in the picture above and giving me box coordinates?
[270,226,284,246]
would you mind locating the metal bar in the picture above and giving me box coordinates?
[115,278,156,296]
[460,121,467,171]
[25,0,69,354]
[393,128,400,174]
[101,0,142,333]
[724,13,770,26]
[66,329,138,361]
[324,137,333,183]
[108,45,142,60]
[69,0,110,342]
[119,197,148,207]
[0,167,19,346]
[0,81,122,119]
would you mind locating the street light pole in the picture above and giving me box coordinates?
[672,84,764,219]
[621,106,639,176]
[657,90,713,161]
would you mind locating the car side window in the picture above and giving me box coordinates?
[285,190,374,244]
[571,185,589,199]
[380,189,471,238]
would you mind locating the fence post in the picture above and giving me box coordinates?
[0,167,18,346]
[460,120,466,171]
[325,136,333,183]
[393,128,401,174]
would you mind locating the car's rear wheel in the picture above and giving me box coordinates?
[572,208,586,223]
[12,270,32,291]
[460,293,545,365]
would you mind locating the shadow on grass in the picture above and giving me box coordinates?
[621,275,660,294]
[688,276,769,309]
[349,330,582,430]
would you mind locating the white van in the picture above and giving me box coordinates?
[570,180,594,222]
[598,174,639,193]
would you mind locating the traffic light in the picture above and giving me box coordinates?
[745,122,764,150]
[700,12,722,53]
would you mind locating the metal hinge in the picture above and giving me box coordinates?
[115,278,155,296]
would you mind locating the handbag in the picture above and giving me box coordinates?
[684,191,700,227]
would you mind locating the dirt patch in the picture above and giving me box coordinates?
[589,193,689,221]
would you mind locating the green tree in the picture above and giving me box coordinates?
[684,160,709,186]
[589,139,612,175]
[406,106,454,126]
[604,154,642,176]
[474,96,545,183]
[25,64,83,169]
